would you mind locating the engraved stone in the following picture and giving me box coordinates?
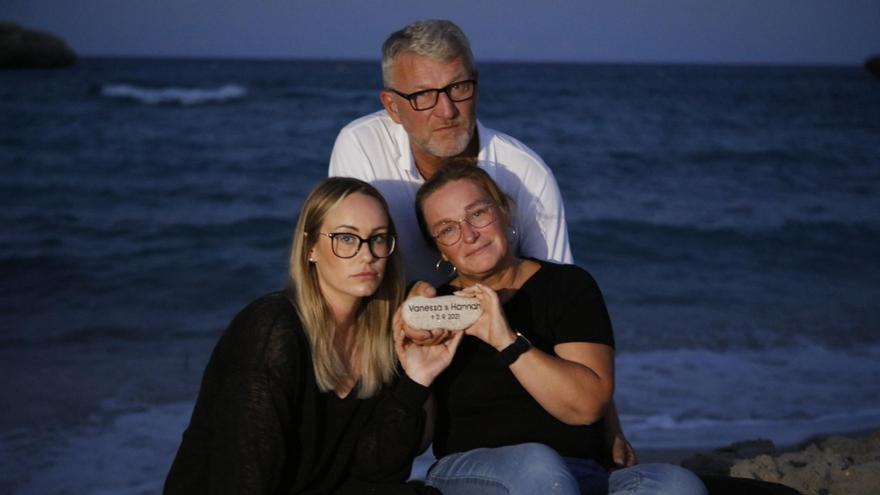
[401,295,482,331]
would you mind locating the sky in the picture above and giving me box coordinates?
[5,0,880,65]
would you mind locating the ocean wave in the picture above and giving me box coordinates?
[616,345,880,449]
[624,409,880,450]
[574,216,880,239]
[570,217,880,263]
[1,402,191,495]
[100,83,247,105]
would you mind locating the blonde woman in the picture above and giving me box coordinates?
[165,177,460,494]
[411,165,706,495]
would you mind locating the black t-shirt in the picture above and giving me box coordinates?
[432,260,615,460]
[165,291,439,495]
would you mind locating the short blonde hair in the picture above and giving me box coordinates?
[289,177,404,398]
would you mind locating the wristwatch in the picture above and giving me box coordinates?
[498,332,531,366]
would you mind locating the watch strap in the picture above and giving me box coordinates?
[498,332,531,366]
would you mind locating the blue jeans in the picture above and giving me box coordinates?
[424,443,707,495]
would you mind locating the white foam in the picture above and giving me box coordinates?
[101,84,247,105]
[615,345,880,449]
[7,402,192,495]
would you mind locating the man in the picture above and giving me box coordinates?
[329,19,571,286]
[328,19,636,470]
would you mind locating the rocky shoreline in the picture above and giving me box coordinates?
[679,430,880,495]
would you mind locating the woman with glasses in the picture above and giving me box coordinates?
[165,177,460,494]
[410,164,706,495]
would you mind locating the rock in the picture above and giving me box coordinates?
[728,431,880,495]
[680,452,737,477]
[402,295,482,330]
[866,55,880,79]
[730,453,785,483]
[682,438,778,477]
[0,22,76,68]
[832,461,880,495]
[727,439,779,459]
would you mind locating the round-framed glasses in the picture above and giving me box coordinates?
[388,79,477,111]
[431,202,498,246]
[320,232,396,259]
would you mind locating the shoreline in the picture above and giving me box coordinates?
[637,427,880,463]
[637,428,880,495]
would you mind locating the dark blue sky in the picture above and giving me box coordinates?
[6,0,879,64]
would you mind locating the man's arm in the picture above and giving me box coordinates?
[475,126,571,263]
[495,154,573,265]
[519,167,573,264]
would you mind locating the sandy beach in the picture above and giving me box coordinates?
[638,429,880,495]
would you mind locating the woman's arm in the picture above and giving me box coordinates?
[348,372,432,482]
[511,337,614,426]
[165,367,293,494]
[455,283,614,426]
[165,296,300,494]
[348,312,462,482]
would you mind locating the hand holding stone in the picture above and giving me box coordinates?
[401,295,483,331]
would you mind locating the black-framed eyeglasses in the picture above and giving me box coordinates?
[388,79,477,111]
[431,202,498,246]
[320,232,396,259]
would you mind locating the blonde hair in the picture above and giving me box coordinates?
[289,177,404,398]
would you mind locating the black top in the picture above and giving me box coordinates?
[165,291,439,495]
[432,259,615,460]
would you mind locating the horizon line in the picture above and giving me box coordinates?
[69,53,869,69]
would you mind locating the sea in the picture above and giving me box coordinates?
[1,58,879,494]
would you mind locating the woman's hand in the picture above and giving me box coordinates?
[453,284,517,350]
[609,431,638,468]
[393,307,463,387]
[401,281,450,346]
[602,401,638,468]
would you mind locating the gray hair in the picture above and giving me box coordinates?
[381,19,477,88]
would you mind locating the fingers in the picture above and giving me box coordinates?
[392,309,409,355]
[404,326,455,345]
[419,329,452,346]
[626,442,638,466]
[454,283,498,304]
[612,437,638,467]
[407,280,437,298]
[452,285,478,297]
[394,320,409,347]
[404,326,435,343]
[393,325,407,363]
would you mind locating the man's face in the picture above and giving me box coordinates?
[381,53,477,161]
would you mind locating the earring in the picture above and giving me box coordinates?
[435,258,457,277]
[308,256,316,263]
